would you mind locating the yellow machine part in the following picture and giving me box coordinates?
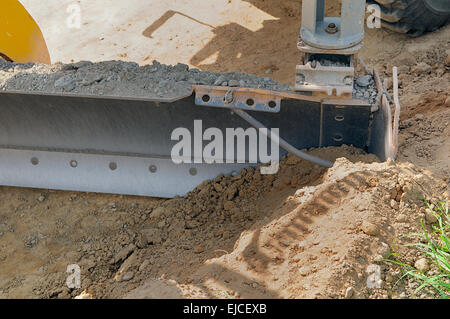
[0,0,50,64]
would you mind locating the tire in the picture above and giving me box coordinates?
[369,0,450,36]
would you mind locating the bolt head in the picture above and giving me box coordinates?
[326,23,338,34]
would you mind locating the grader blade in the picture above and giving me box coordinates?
[0,86,390,197]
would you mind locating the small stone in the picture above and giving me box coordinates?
[345,287,355,299]
[265,68,273,74]
[390,199,399,210]
[228,80,239,87]
[424,208,438,224]
[214,75,226,86]
[194,245,204,254]
[390,188,398,200]
[367,177,378,187]
[174,63,189,72]
[74,291,93,299]
[414,258,429,272]
[117,271,134,282]
[150,207,165,219]
[366,264,383,289]
[37,195,46,202]
[445,96,450,108]
[25,236,38,248]
[356,75,372,87]
[54,75,74,89]
[361,221,378,236]
[372,254,384,263]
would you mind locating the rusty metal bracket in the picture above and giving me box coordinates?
[193,85,369,112]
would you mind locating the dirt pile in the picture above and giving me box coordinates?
[118,153,448,299]
[1,145,447,299]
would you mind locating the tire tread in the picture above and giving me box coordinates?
[370,0,450,35]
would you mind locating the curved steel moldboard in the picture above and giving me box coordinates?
[0,90,373,197]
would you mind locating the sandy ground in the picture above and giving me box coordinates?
[0,0,449,298]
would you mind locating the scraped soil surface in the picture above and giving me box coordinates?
[0,0,449,299]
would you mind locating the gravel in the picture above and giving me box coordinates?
[353,75,378,105]
[0,59,289,99]
[0,58,378,105]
